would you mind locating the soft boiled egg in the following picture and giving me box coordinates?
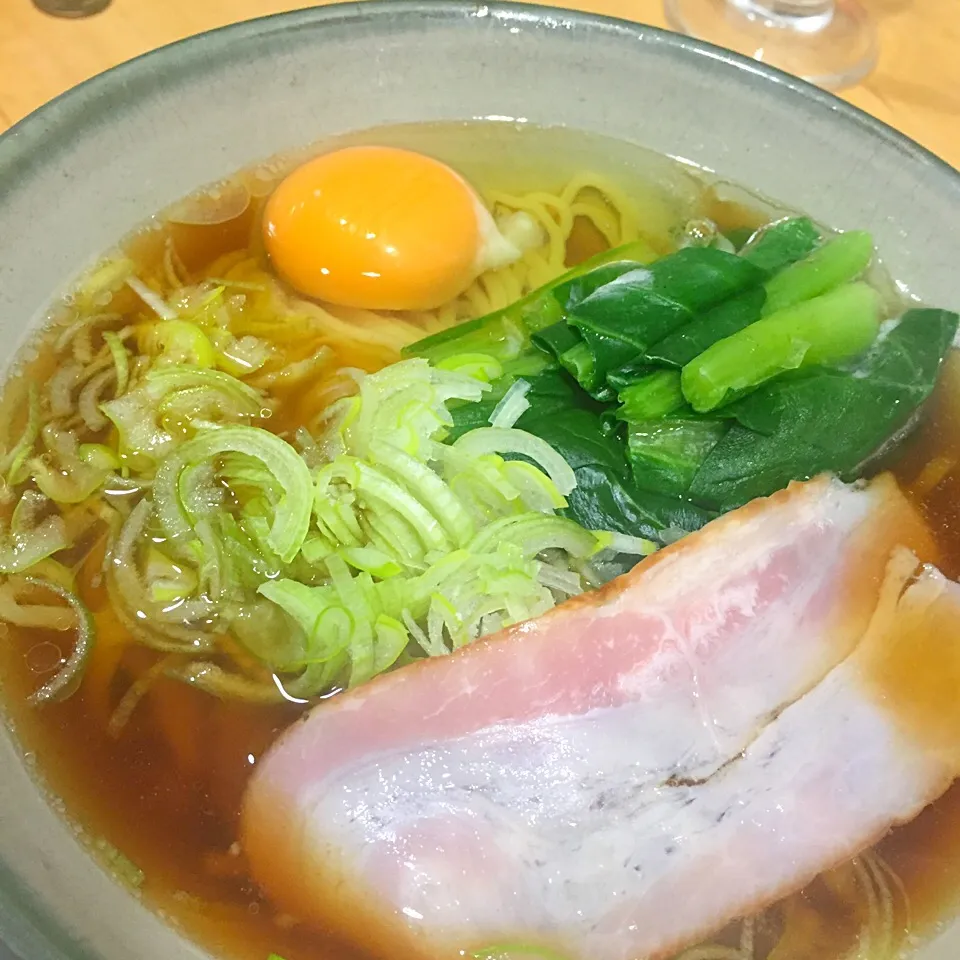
[263,145,534,311]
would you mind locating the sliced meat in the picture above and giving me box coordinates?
[241,473,946,960]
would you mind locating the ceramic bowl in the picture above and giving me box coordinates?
[0,3,957,958]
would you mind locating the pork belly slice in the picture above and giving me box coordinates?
[242,474,949,960]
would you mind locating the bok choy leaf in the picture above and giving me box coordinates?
[688,308,959,509]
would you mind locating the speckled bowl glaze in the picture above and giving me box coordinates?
[0,4,958,959]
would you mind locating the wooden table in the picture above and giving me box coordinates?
[0,0,957,167]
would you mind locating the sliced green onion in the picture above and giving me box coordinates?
[24,578,95,706]
[78,368,113,431]
[436,353,504,383]
[0,578,76,630]
[74,256,133,312]
[26,558,75,591]
[0,514,70,574]
[144,365,264,408]
[454,427,577,496]
[30,456,107,504]
[102,331,130,397]
[165,661,283,703]
[126,276,176,320]
[211,331,270,377]
[151,320,216,368]
[501,460,567,513]
[373,613,408,672]
[369,441,475,547]
[100,392,175,460]
[340,546,403,579]
[78,443,122,472]
[1,385,39,482]
[535,563,583,595]
[469,514,600,560]
[155,426,311,563]
[594,530,659,556]
[102,366,265,459]
[145,546,199,604]
[257,579,353,665]
[106,500,217,652]
[489,379,531,428]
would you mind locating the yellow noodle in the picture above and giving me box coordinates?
[216,172,642,372]
[677,849,909,960]
[909,454,955,500]
[107,654,175,739]
[447,170,641,321]
[873,850,911,930]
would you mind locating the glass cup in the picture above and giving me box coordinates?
[32,0,112,18]
[663,0,878,90]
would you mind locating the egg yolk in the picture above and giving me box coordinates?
[263,145,483,311]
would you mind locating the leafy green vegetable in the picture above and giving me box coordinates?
[688,308,959,510]
[448,367,602,439]
[616,370,687,421]
[627,418,729,497]
[568,276,693,349]
[762,230,874,314]
[643,246,767,312]
[559,335,638,398]
[542,218,819,391]
[557,247,766,396]
[645,286,766,368]
[681,282,882,412]
[532,321,583,363]
[513,405,716,538]
[405,240,658,366]
[513,408,630,478]
[564,462,717,541]
[738,217,821,274]
[552,260,651,310]
[606,359,657,391]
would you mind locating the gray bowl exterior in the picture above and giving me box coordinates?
[0,4,958,959]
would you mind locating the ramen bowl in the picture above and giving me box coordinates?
[0,3,958,960]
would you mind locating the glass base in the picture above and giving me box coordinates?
[663,0,878,90]
[32,0,112,17]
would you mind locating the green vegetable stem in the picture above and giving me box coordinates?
[762,230,874,314]
[681,281,882,413]
[616,370,687,422]
[688,308,959,509]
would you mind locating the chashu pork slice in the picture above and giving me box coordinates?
[242,473,956,960]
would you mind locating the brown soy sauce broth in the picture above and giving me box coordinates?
[0,121,957,960]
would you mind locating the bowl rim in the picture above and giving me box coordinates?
[0,2,958,959]
[0,0,958,193]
